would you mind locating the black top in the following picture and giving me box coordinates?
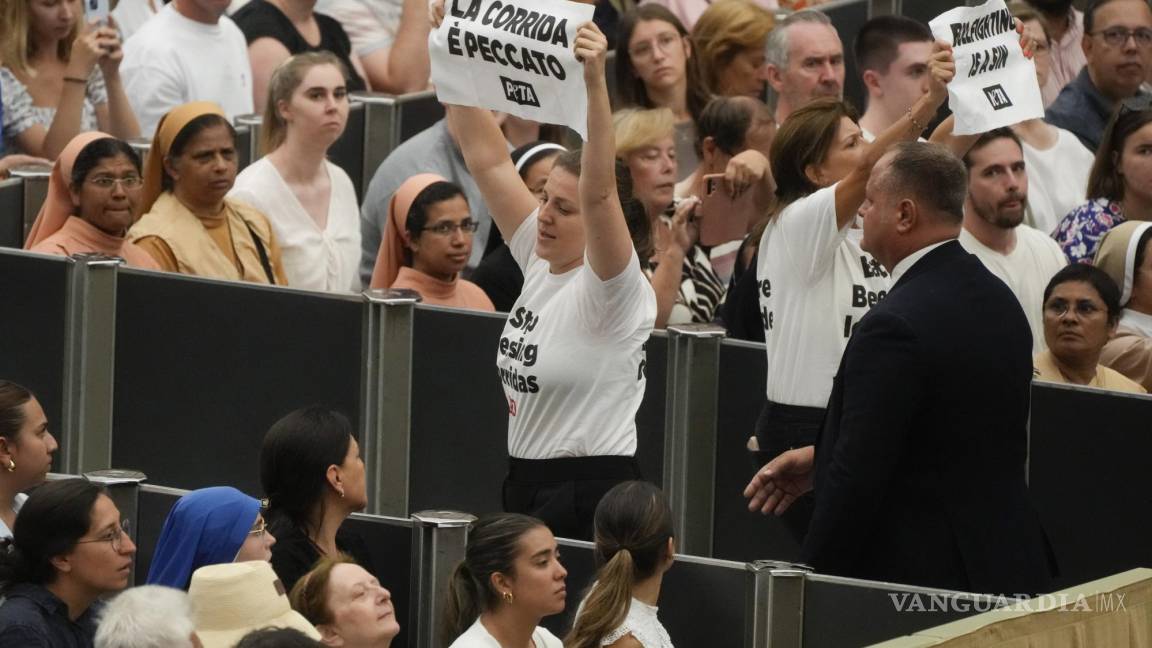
[232,0,366,92]
[0,583,102,647]
[804,241,1056,595]
[470,244,524,313]
[722,249,765,343]
[268,517,378,593]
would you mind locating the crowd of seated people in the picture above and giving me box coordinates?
[4,0,1152,644]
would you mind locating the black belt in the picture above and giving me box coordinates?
[507,456,640,482]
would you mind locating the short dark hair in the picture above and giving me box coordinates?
[0,479,106,595]
[879,142,968,224]
[695,95,759,158]
[162,113,237,192]
[1043,263,1123,325]
[235,627,323,647]
[260,406,355,538]
[962,127,1023,170]
[853,15,933,76]
[1083,0,1152,35]
[70,138,142,191]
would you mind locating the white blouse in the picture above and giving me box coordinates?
[230,158,361,292]
[601,598,673,648]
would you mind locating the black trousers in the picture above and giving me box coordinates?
[753,400,825,545]
[502,456,642,541]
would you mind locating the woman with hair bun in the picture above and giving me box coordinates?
[260,406,374,592]
[566,481,674,648]
[442,513,566,648]
[0,478,136,646]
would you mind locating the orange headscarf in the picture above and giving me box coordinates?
[141,101,228,214]
[369,173,449,289]
[23,131,116,249]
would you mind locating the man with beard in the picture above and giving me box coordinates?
[959,129,1067,353]
[1046,0,1152,150]
[1026,0,1088,103]
[764,11,846,125]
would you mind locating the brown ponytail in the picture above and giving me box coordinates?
[565,482,674,648]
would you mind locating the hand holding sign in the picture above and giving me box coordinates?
[573,22,607,81]
[929,0,1044,135]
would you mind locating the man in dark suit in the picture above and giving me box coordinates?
[744,141,1055,595]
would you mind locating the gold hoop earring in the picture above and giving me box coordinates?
[502,591,513,604]
[5,460,14,472]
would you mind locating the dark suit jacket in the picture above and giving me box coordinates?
[801,241,1055,595]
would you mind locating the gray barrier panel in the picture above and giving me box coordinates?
[328,101,367,200]
[110,270,363,494]
[135,485,416,648]
[801,574,992,647]
[1029,382,1152,589]
[544,539,749,647]
[712,340,802,564]
[821,0,869,115]
[409,305,509,515]
[900,0,965,25]
[0,178,23,248]
[0,250,68,470]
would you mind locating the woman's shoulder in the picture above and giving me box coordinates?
[324,160,358,197]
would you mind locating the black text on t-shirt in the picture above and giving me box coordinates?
[499,306,542,396]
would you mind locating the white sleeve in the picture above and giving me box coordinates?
[772,183,849,285]
[570,250,656,339]
[122,57,187,138]
[507,208,539,272]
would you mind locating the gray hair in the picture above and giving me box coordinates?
[765,10,834,68]
[95,586,197,648]
[877,142,968,224]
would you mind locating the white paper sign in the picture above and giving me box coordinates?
[929,0,1044,135]
[430,0,596,140]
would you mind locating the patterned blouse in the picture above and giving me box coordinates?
[1053,198,1126,264]
[0,66,107,155]
[647,241,727,325]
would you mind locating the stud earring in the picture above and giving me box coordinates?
[502,591,513,604]
[5,460,14,472]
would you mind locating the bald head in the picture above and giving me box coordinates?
[860,142,967,270]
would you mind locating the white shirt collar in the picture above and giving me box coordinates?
[889,239,955,284]
[1120,309,1152,337]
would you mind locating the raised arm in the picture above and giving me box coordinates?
[576,23,634,281]
[832,41,954,229]
[445,105,539,241]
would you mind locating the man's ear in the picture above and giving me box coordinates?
[861,69,882,96]
[764,64,785,93]
[895,198,918,233]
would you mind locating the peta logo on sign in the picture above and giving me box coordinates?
[501,76,540,107]
[982,84,1013,110]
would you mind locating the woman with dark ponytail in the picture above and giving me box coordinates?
[0,380,59,539]
[443,513,566,648]
[567,481,675,648]
[0,478,136,646]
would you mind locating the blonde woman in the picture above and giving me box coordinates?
[690,0,775,98]
[230,52,361,291]
[0,0,139,159]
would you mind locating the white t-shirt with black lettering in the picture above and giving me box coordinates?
[757,183,892,407]
[498,210,657,459]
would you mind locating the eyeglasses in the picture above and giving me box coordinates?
[422,220,479,235]
[88,175,143,190]
[1044,300,1104,318]
[249,517,268,538]
[628,32,682,60]
[1090,27,1152,48]
[75,519,132,552]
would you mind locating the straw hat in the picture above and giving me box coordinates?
[188,561,321,647]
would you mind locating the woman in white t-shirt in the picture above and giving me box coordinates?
[444,20,657,539]
[567,481,675,648]
[0,381,59,539]
[750,44,953,530]
[230,52,361,292]
[443,514,566,648]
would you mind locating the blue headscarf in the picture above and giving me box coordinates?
[146,487,261,589]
